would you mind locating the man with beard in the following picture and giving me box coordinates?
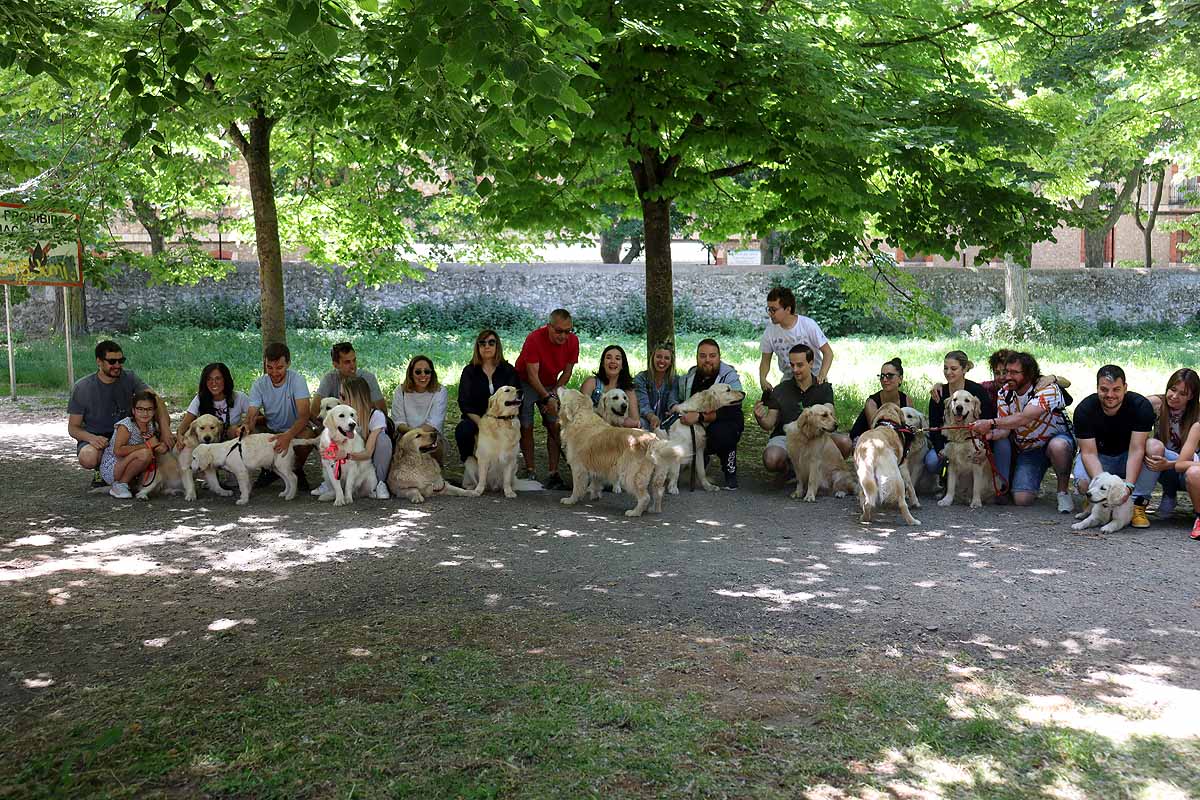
[970,351,1075,511]
[1071,365,1161,529]
[676,338,745,489]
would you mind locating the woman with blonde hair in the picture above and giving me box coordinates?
[391,355,449,465]
[633,341,679,430]
[333,375,390,499]
[455,330,519,461]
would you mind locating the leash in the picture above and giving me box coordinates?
[919,423,1005,498]
[689,423,698,492]
[321,441,348,480]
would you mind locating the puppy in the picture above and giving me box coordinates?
[463,386,543,497]
[173,413,226,501]
[597,388,631,427]
[658,383,746,494]
[1071,472,1135,533]
[783,403,856,502]
[316,396,340,422]
[900,407,933,494]
[388,428,474,503]
[316,404,378,506]
[557,387,683,516]
[190,431,317,505]
[938,390,990,509]
[853,402,920,525]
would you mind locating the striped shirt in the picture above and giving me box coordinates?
[998,383,1069,451]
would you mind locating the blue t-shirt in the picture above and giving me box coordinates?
[248,370,309,431]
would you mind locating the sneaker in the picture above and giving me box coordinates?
[1056,492,1074,514]
[1131,504,1150,529]
[724,471,739,490]
[109,482,132,499]
[311,480,332,497]
[1156,494,1178,518]
[1191,517,1200,540]
[544,472,566,491]
[295,471,312,493]
[254,470,279,489]
[372,481,390,500]
[90,469,105,489]
[722,451,738,490]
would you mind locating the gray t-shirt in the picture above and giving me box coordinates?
[67,371,148,436]
[248,370,309,431]
[316,369,384,404]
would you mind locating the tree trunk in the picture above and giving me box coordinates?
[51,284,87,335]
[599,228,622,263]
[229,109,286,348]
[621,236,642,264]
[1083,226,1108,269]
[1133,163,1166,269]
[1082,164,1143,269]
[1003,253,1027,321]
[630,148,678,361]
[130,198,167,255]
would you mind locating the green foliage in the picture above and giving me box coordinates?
[965,313,1049,344]
[771,260,926,337]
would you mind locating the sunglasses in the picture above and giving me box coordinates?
[104,357,127,365]
[552,327,575,335]
[878,372,900,380]
[477,338,498,346]
[413,369,433,376]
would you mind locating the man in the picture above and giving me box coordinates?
[1071,365,1162,529]
[68,340,173,483]
[754,344,836,474]
[969,352,1074,511]
[678,338,744,489]
[244,342,313,490]
[758,286,834,392]
[310,341,386,419]
[514,309,579,489]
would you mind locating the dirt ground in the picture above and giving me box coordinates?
[3,397,1199,711]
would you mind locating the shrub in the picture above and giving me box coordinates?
[965,313,1048,343]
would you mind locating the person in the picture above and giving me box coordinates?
[514,309,580,489]
[99,389,169,498]
[244,342,313,491]
[1146,368,1200,518]
[68,340,172,482]
[455,329,520,461]
[676,338,744,489]
[969,352,1074,511]
[753,344,835,474]
[311,341,386,420]
[849,358,910,442]
[1071,365,1161,529]
[339,375,391,499]
[391,355,449,465]
[633,341,679,431]
[758,286,834,392]
[177,362,250,442]
[580,344,641,428]
[924,351,996,485]
[1167,420,1200,539]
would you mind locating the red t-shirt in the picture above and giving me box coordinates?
[515,325,580,389]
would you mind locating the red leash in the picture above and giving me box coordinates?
[922,424,1006,498]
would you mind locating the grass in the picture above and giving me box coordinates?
[3,609,1197,799]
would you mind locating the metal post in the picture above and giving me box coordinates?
[63,285,75,388]
[4,285,15,400]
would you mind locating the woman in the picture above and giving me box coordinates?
[177,362,249,442]
[579,344,641,428]
[924,351,997,479]
[340,375,391,499]
[849,357,910,441]
[1146,368,1200,518]
[391,355,449,465]
[455,329,520,461]
[102,389,168,499]
[633,341,679,430]
[1170,420,1200,539]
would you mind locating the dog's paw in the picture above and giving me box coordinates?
[334,497,349,507]
[702,483,720,492]
[937,496,953,507]
[1071,520,1090,531]
[503,489,517,499]
[834,490,847,499]
[803,493,817,503]
[135,491,150,501]
[667,486,679,495]
[907,517,922,526]
[624,509,644,517]
[1100,523,1123,534]
[212,487,233,497]
[317,492,335,502]
[235,498,249,506]
[969,499,983,509]
[560,497,577,506]
[410,495,426,504]
[789,489,802,500]
[1074,510,1089,520]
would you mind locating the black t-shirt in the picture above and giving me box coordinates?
[1073,392,1155,456]
[766,379,835,437]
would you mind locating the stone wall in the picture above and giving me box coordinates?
[11,261,1200,335]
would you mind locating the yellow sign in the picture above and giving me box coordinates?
[0,202,84,287]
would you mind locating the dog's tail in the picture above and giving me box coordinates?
[513,478,544,492]
[649,439,686,465]
[290,437,320,447]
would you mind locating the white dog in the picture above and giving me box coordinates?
[597,388,632,427]
[190,431,317,505]
[1071,472,1135,533]
[316,404,379,506]
[938,390,990,509]
[900,406,933,495]
[657,383,746,494]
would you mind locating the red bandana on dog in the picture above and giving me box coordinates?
[321,442,348,479]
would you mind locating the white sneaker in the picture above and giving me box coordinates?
[109,482,133,499]
[311,480,331,497]
[372,482,390,500]
[1056,491,1074,514]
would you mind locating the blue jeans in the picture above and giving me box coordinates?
[1010,434,1074,494]
[1158,448,1182,497]
[1072,450,1160,499]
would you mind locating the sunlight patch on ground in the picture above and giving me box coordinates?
[208,617,256,631]
[714,585,816,609]
[835,540,882,555]
[7,534,55,547]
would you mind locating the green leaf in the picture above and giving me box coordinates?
[124,74,144,96]
[501,58,528,82]
[308,24,340,59]
[357,0,379,10]
[287,1,319,36]
[416,43,445,70]
[530,68,564,98]
[443,61,471,87]
[121,125,144,149]
[509,117,529,137]
[24,56,46,77]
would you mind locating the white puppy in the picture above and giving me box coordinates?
[316,404,378,506]
[900,406,933,495]
[1071,472,1135,533]
[190,431,316,505]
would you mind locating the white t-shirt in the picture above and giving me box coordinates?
[367,409,387,433]
[391,385,448,433]
[760,315,829,379]
[186,391,251,427]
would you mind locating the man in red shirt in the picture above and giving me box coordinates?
[515,309,579,489]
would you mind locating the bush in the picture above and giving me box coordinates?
[129,297,263,331]
[965,313,1048,343]
[772,261,911,336]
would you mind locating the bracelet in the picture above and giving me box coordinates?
[990,419,997,430]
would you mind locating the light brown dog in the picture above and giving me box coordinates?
[939,390,990,509]
[658,383,746,493]
[853,402,920,525]
[783,403,856,502]
[463,386,543,497]
[388,428,474,503]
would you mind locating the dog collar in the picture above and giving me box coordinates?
[873,419,915,461]
[322,442,348,479]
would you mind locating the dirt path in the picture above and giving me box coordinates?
[3,400,1199,709]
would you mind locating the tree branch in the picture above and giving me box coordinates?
[859,0,1034,49]
[707,161,755,180]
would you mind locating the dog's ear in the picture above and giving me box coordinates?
[323,412,339,434]
[1107,476,1126,506]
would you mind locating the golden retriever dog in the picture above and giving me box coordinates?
[1071,472,1135,533]
[388,429,474,503]
[597,388,631,427]
[853,401,921,525]
[557,387,683,516]
[169,412,226,501]
[463,386,543,497]
[190,430,318,505]
[783,403,856,502]
[315,404,379,506]
[658,383,746,494]
[901,406,934,495]
[316,396,340,423]
[938,390,990,509]
[134,451,186,501]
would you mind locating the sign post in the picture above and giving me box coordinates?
[0,202,85,398]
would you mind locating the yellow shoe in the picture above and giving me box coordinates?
[1131,505,1150,529]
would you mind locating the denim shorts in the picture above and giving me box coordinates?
[1012,433,1075,494]
[518,381,559,427]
